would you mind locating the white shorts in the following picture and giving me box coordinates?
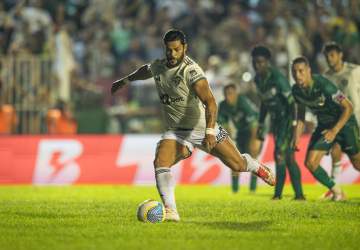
[160,124,229,152]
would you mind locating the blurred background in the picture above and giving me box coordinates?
[0,0,359,135]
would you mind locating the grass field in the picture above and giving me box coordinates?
[1,185,360,250]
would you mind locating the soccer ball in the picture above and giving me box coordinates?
[137,199,165,223]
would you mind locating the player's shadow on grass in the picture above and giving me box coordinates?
[189,220,272,231]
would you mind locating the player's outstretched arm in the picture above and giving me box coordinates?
[111,64,153,95]
[193,78,218,151]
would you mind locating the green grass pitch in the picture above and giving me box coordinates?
[1,185,359,250]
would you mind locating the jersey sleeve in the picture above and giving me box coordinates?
[185,63,206,86]
[320,75,346,105]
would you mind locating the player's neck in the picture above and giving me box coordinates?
[258,68,271,81]
[307,78,314,89]
[227,100,237,106]
[166,62,180,69]
[333,61,344,73]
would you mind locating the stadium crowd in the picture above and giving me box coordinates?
[0,0,359,134]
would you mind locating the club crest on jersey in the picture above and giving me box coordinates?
[172,76,182,86]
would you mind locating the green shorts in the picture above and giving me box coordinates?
[308,121,360,156]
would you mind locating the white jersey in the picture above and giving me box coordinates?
[324,62,360,124]
[149,56,207,130]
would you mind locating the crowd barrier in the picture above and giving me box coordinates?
[0,56,54,134]
[0,134,359,185]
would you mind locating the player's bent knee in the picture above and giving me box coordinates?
[153,157,169,168]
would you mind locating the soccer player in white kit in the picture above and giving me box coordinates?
[322,42,360,190]
[111,29,275,222]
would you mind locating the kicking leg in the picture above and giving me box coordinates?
[210,137,275,186]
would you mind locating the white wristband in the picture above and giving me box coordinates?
[205,128,216,135]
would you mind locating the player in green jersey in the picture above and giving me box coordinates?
[291,56,360,201]
[251,46,305,200]
[218,84,261,193]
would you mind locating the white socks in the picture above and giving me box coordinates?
[155,167,177,210]
[242,153,260,172]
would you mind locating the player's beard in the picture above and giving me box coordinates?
[167,53,185,68]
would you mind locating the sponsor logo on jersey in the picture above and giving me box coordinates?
[160,94,184,105]
[189,69,201,83]
[189,69,197,77]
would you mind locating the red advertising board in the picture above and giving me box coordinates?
[0,135,359,185]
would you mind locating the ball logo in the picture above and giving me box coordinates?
[32,140,83,184]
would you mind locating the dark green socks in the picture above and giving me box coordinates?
[287,161,304,198]
[274,163,286,198]
[312,166,336,189]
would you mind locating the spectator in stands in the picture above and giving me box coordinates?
[0,96,17,134]
[1,1,359,134]
[47,100,77,135]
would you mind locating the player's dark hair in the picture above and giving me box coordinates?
[224,83,237,94]
[323,41,343,54]
[251,45,272,60]
[163,29,187,45]
[291,56,309,69]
